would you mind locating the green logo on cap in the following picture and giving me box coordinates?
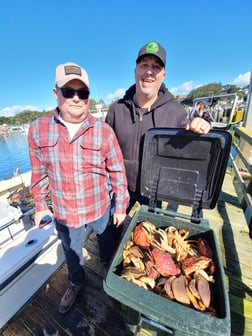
[146,42,159,53]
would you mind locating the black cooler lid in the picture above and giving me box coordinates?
[140,128,231,223]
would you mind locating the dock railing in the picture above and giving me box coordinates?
[229,126,252,235]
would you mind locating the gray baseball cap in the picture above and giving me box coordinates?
[136,41,166,67]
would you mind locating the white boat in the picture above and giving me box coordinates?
[0,182,65,329]
[192,93,245,129]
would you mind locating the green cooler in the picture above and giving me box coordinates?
[104,128,231,336]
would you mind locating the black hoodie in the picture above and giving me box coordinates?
[105,83,189,194]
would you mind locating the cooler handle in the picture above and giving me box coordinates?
[140,315,174,335]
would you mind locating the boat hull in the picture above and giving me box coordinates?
[0,220,65,328]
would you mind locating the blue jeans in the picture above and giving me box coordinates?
[56,204,122,284]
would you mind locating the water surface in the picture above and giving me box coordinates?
[0,132,31,181]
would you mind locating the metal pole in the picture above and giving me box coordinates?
[243,71,252,130]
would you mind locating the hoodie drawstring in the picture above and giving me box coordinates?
[137,109,143,122]
[131,103,136,123]
[152,109,156,127]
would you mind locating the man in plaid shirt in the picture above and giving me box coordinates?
[28,62,129,314]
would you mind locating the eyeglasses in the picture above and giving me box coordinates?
[56,86,90,100]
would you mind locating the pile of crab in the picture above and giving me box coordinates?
[121,221,217,315]
[8,186,35,212]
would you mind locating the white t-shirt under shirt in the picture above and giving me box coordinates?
[58,114,83,140]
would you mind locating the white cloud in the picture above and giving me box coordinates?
[0,105,38,117]
[43,106,55,112]
[231,72,250,88]
[170,71,251,95]
[107,88,126,101]
[170,81,201,95]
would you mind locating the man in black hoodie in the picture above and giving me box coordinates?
[106,41,211,211]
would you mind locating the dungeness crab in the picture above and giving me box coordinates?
[120,221,216,315]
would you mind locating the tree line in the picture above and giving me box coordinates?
[0,98,100,125]
[0,83,247,126]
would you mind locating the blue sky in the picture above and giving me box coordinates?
[0,0,251,117]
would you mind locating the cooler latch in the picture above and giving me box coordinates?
[191,189,203,224]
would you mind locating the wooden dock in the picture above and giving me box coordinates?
[0,168,252,336]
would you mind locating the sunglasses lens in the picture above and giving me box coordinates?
[78,90,90,100]
[60,88,89,100]
[61,88,75,98]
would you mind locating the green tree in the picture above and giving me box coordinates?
[182,83,223,105]
[0,116,8,124]
[222,84,239,94]
[89,98,96,111]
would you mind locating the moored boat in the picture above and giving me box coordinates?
[0,181,64,329]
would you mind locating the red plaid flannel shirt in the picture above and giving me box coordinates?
[28,109,129,227]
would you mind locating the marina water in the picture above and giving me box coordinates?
[0,132,31,181]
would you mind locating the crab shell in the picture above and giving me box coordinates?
[132,221,155,248]
[171,275,190,305]
[197,237,213,259]
[181,256,212,277]
[194,272,211,308]
[151,248,181,277]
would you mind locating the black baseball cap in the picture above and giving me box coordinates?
[136,41,166,67]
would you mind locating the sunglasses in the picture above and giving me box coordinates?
[57,86,90,100]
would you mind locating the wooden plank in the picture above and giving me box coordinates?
[231,311,249,336]
[225,272,252,299]
[0,319,32,336]
[209,172,252,336]
[229,293,252,319]
[34,265,130,335]
[1,253,131,336]
[17,302,65,336]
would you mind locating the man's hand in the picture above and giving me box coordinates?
[113,213,126,228]
[186,117,211,134]
[34,209,53,228]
